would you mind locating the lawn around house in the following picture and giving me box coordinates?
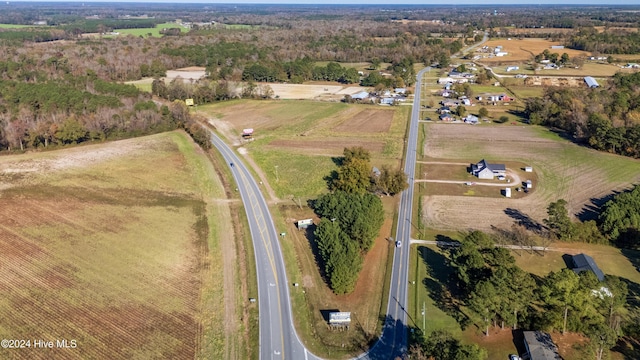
[409,237,640,360]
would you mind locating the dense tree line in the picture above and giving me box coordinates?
[312,147,404,294]
[599,185,640,249]
[242,61,360,84]
[446,230,630,360]
[543,199,606,244]
[0,74,206,151]
[313,192,383,294]
[567,27,640,55]
[524,72,640,158]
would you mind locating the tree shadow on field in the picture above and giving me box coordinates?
[577,190,625,222]
[304,224,331,288]
[419,246,471,329]
[504,207,545,234]
[323,170,338,190]
[435,234,459,250]
[506,109,527,121]
[331,156,345,167]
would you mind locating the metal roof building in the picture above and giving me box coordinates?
[523,331,562,360]
[571,253,605,281]
[584,76,600,88]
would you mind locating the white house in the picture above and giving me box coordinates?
[464,115,479,124]
[471,159,506,179]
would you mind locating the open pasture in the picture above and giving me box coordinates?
[113,22,187,37]
[267,83,369,100]
[0,132,230,359]
[0,24,37,28]
[478,38,591,62]
[420,123,640,232]
[199,100,408,198]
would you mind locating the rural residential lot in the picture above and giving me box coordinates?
[420,123,640,231]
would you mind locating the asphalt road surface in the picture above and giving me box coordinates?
[209,66,428,359]
[209,133,320,360]
[355,67,428,360]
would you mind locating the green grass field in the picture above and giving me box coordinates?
[198,99,409,199]
[0,23,38,28]
[0,131,240,359]
[508,86,545,98]
[113,22,187,37]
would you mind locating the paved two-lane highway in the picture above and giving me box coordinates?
[209,66,428,359]
[210,133,320,360]
[356,67,429,359]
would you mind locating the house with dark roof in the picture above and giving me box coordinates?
[571,253,605,281]
[523,331,562,360]
[438,106,451,114]
[439,113,454,121]
[471,159,506,179]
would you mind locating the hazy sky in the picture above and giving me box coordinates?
[8,0,640,4]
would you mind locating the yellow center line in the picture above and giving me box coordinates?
[237,165,286,358]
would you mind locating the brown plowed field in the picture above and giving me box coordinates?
[0,132,220,359]
[478,38,591,62]
[332,108,394,133]
[421,123,640,232]
[268,138,385,155]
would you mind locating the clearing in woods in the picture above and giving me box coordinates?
[0,131,245,359]
[478,38,591,63]
[420,123,640,232]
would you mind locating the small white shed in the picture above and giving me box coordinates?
[504,188,512,198]
[525,166,533,172]
[525,180,532,189]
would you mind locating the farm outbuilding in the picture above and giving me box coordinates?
[523,331,562,360]
[297,219,313,229]
[380,97,395,105]
[571,253,605,281]
[525,166,533,172]
[242,128,254,138]
[351,91,370,100]
[584,76,599,88]
[503,188,511,198]
[329,312,351,329]
[464,115,479,124]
